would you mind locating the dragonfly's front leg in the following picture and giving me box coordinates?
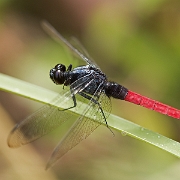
[61,87,77,111]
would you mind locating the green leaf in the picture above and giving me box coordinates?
[1,73,180,158]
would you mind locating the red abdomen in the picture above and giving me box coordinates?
[124,90,180,119]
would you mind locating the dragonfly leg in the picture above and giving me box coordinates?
[61,87,77,111]
[67,64,72,71]
[78,92,114,135]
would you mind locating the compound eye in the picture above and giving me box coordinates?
[55,64,66,72]
[50,68,56,80]
[49,64,66,84]
[52,70,65,84]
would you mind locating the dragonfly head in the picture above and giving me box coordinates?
[50,64,66,85]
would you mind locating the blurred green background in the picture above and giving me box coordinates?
[0,0,180,179]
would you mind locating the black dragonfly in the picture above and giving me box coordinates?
[8,21,128,169]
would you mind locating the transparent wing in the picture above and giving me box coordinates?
[69,36,100,69]
[69,37,91,58]
[7,73,94,148]
[46,84,112,169]
[41,20,99,69]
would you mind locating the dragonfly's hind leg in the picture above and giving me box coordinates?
[78,92,114,135]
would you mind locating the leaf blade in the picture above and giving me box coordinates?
[1,73,180,158]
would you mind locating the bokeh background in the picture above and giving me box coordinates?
[0,0,180,179]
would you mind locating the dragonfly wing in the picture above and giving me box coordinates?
[69,36,100,69]
[41,21,99,68]
[46,84,112,169]
[8,101,73,148]
[7,73,94,148]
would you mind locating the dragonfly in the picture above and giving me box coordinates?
[8,21,180,170]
